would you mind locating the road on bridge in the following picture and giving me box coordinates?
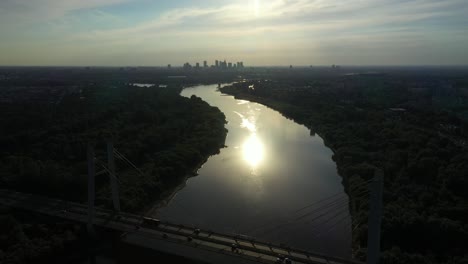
[0,189,363,264]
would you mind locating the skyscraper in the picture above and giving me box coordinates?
[183,62,192,70]
[215,60,219,68]
[203,61,207,68]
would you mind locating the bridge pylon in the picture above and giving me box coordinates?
[366,169,384,264]
[106,140,121,212]
[87,143,96,235]
[87,140,122,235]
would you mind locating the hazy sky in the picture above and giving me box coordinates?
[0,0,467,66]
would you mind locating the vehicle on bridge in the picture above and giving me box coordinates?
[142,216,161,228]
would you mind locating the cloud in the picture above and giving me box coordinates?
[1,0,467,65]
[65,0,466,46]
[0,0,132,25]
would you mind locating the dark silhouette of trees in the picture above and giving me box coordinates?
[221,75,468,264]
[0,84,227,211]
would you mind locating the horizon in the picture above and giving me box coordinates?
[1,64,468,68]
[1,0,468,66]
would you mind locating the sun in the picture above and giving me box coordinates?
[250,0,260,17]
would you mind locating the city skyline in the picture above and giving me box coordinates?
[182,59,244,70]
[1,0,468,66]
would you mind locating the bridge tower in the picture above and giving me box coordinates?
[87,144,96,235]
[107,140,121,212]
[87,141,121,234]
[367,169,384,264]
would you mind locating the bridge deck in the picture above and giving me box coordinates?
[0,189,363,264]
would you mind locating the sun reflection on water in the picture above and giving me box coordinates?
[241,118,256,132]
[242,133,264,168]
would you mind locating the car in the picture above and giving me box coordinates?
[142,216,161,228]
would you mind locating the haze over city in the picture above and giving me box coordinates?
[1,0,467,66]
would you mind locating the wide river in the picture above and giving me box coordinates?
[152,84,351,257]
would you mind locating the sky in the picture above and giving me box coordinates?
[0,0,467,66]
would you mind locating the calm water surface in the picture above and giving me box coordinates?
[152,84,351,257]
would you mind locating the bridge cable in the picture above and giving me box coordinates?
[248,196,349,235]
[310,212,351,239]
[257,204,351,243]
[245,184,369,233]
[295,197,350,222]
[246,188,369,235]
[311,212,353,255]
[113,149,204,225]
[94,157,122,184]
[295,189,369,222]
[306,208,350,233]
[255,188,369,236]
[309,192,371,242]
[244,194,348,233]
[254,199,351,236]
[294,179,371,214]
[294,192,346,213]
[300,199,352,224]
[113,149,146,177]
[347,178,374,192]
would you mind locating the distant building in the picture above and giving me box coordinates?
[196,62,200,69]
[215,60,219,68]
[228,62,232,68]
[203,61,207,68]
[183,62,192,70]
[167,64,171,69]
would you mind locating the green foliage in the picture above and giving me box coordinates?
[0,212,80,264]
[0,84,227,211]
[221,80,468,263]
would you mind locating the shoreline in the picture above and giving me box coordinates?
[144,85,231,216]
[217,85,360,256]
[144,157,210,216]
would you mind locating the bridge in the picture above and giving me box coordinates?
[0,188,364,264]
[0,144,382,264]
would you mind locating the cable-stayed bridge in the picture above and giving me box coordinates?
[0,188,365,264]
[0,144,382,264]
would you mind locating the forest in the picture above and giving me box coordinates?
[220,74,468,264]
[0,82,227,263]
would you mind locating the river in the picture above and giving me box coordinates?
[151,83,351,258]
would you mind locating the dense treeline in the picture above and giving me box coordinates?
[0,66,240,87]
[0,83,227,263]
[221,78,468,264]
[0,210,85,264]
[0,84,227,210]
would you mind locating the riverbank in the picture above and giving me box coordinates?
[153,83,352,257]
[144,157,211,216]
[0,83,228,263]
[220,81,468,263]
